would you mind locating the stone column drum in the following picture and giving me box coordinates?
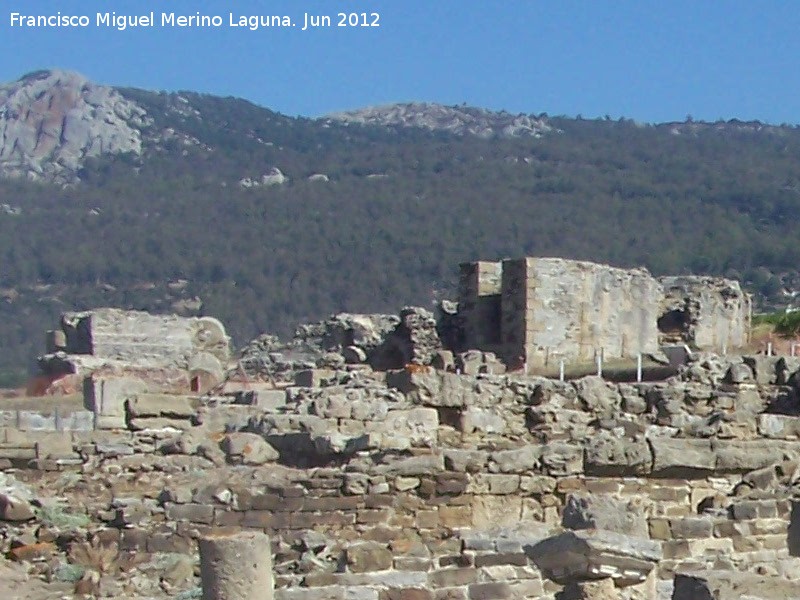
[199,531,273,600]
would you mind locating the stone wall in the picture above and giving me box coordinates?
[458,261,503,355]
[659,276,752,352]
[500,258,662,368]
[5,352,800,598]
[38,308,231,394]
[58,308,230,366]
[459,257,753,368]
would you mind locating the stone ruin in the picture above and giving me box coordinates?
[458,257,751,369]
[659,276,752,352]
[0,257,790,600]
[37,308,231,394]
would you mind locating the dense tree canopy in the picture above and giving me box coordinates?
[1,91,799,380]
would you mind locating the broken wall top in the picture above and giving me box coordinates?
[58,308,230,369]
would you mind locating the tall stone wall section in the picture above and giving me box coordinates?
[58,308,229,368]
[660,276,752,352]
[501,258,661,368]
[458,261,502,355]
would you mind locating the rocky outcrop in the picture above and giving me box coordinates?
[239,167,288,188]
[325,102,554,139]
[0,70,148,183]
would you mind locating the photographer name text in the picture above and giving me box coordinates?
[9,11,380,31]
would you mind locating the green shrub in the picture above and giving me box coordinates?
[753,311,800,337]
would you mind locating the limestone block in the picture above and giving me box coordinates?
[16,411,56,431]
[725,362,753,384]
[311,393,352,419]
[541,442,583,476]
[55,410,94,431]
[758,414,800,439]
[233,389,286,410]
[376,408,438,449]
[390,455,446,478]
[444,449,488,472]
[84,375,147,417]
[221,432,279,465]
[126,394,195,418]
[276,588,345,600]
[673,570,800,600]
[556,579,617,600]
[650,438,715,474]
[562,494,648,538]
[490,446,542,473]
[432,350,454,371]
[743,356,781,386]
[34,433,75,460]
[93,415,127,430]
[312,432,371,455]
[471,496,523,529]
[166,503,215,524]
[460,407,505,434]
[127,417,193,431]
[573,377,622,417]
[386,368,440,400]
[714,440,800,472]
[525,530,662,586]
[350,396,389,421]
[584,432,652,476]
[346,542,393,572]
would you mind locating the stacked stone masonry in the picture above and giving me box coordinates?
[458,257,752,369]
[0,260,767,599]
[5,349,800,599]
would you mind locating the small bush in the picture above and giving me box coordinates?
[36,503,91,530]
[51,562,85,583]
[754,311,800,337]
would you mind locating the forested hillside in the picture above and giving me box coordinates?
[1,79,800,381]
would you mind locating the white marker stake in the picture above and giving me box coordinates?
[636,353,643,383]
[559,360,565,382]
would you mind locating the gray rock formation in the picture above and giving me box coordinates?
[0,70,148,183]
[325,102,553,139]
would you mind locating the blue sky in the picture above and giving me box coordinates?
[2,0,799,124]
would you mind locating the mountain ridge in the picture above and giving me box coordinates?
[0,68,799,380]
